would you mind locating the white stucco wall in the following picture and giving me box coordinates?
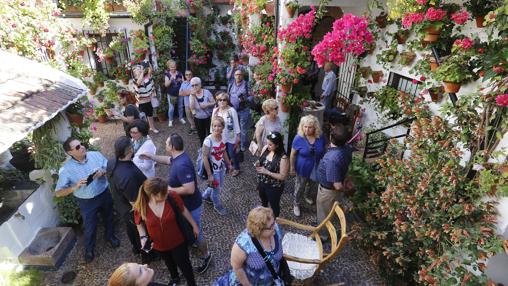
[0,183,58,263]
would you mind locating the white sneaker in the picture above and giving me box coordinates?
[168,121,173,127]
[293,205,301,217]
[179,118,186,124]
[305,197,314,205]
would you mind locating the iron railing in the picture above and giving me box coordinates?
[362,116,414,161]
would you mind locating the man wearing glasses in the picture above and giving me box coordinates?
[228,69,251,156]
[179,70,197,134]
[55,138,119,263]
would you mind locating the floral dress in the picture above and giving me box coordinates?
[214,224,284,286]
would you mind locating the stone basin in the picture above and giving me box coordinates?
[18,227,75,270]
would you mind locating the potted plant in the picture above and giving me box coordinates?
[264,0,275,16]
[156,105,168,122]
[86,81,98,95]
[103,48,115,64]
[434,55,474,93]
[275,69,296,92]
[399,51,416,66]
[429,56,439,71]
[93,71,107,87]
[401,7,450,43]
[375,12,388,28]
[395,30,410,44]
[113,62,131,85]
[359,66,372,79]
[65,101,85,126]
[95,106,108,123]
[427,86,444,102]
[464,0,497,28]
[285,0,299,18]
[372,86,402,120]
[371,71,384,83]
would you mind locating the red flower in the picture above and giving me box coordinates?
[412,79,418,84]
[419,76,426,81]
[293,78,299,84]
[296,66,306,74]
[493,66,504,74]
[477,48,484,53]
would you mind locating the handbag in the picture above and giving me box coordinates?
[249,140,259,156]
[151,95,160,108]
[166,195,196,245]
[251,236,293,286]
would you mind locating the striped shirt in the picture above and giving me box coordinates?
[56,151,109,199]
[134,76,154,98]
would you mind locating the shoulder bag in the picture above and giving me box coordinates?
[166,194,196,245]
[250,236,293,286]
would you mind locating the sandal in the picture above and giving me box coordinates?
[150,128,160,134]
[231,169,240,177]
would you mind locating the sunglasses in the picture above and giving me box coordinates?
[73,144,82,151]
[217,98,227,102]
[262,220,276,231]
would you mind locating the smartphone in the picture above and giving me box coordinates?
[86,171,98,186]
[141,237,153,253]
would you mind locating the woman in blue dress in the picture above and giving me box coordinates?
[215,207,284,286]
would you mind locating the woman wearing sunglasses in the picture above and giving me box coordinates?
[211,92,241,177]
[179,70,197,134]
[214,207,285,286]
[254,99,283,156]
[254,131,289,218]
[189,77,215,144]
[289,115,326,217]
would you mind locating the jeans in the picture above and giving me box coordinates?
[178,96,185,120]
[294,176,318,206]
[190,204,208,258]
[258,182,284,217]
[202,170,225,209]
[226,142,240,170]
[157,242,196,286]
[194,117,211,144]
[167,95,178,121]
[237,108,252,151]
[77,190,115,253]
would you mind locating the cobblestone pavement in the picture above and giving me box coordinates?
[42,119,384,286]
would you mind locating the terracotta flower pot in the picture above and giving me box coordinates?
[113,4,127,11]
[400,52,416,66]
[396,31,409,44]
[372,71,383,83]
[97,115,108,123]
[280,84,292,93]
[105,56,114,64]
[428,88,443,102]
[430,58,438,71]
[264,2,275,16]
[97,81,104,88]
[359,67,371,79]
[66,112,84,126]
[65,5,81,13]
[280,96,290,113]
[286,5,296,17]
[122,78,130,85]
[424,26,442,43]
[89,87,97,95]
[443,81,461,93]
[475,15,485,28]
[375,14,388,28]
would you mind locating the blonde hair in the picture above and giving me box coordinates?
[108,263,136,286]
[262,99,278,113]
[211,116,225,128]
[297,115,322,138]
[133,177,168,221]
[166,60,176,69]
[246,207,274,238]
[216,91,229,101]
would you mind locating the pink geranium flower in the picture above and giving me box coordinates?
[453,37,474,50]
[425,8,447,22]
[416,0,427,4]
[402,12,425,29]
[496,94,508,107]
[451,10,469,25]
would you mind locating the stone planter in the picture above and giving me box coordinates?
[303,100,325,126]
[443,81,461,93]
[424,26,442,43]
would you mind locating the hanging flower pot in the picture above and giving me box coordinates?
[375,13,388,28]
[475,15,485,28]
[66,112,84,126]
[371,71,384,83]
[359,67,371,79]
[423,26,442,43]
[89,86,97,95]
[280,84,292,93]
[395,30,410,44]
[286,5,296,18]
[105,56,114,64]
[429,57,438,72]
[368,42,376,54]
[399,51,416,66]
[122,78,130,85]
[97,114,108,123]
[264,1,275,16]
[428,87,443,102]
[443,81,461,93]
[280,96,290,113]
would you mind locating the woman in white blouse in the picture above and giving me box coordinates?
[128,119,156,178]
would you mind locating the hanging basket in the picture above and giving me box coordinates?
[286,5,296,18]
[475,15,486,28]
[280,96,290,113]
[395,30,409,44]
[423,26,442,43]
[428,87,443,102]
[443,81,461,93]
[280,84,292,93]
[359,67,371,79]
[400,51,416,66]
[66,112,84,126]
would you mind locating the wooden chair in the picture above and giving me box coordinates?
[276,201,348,285]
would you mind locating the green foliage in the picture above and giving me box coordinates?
[55,195,82,225]
[81,0,110,33]
[93,71,108,83]
[152,24,175,66]
[376,41,398,69]
[0,269,42,286]
[434,54,474,83]
[124,0,154,24]
[372,86,402,120]
[0,168,27,190]
[31,117,67,172]
[464,0,499,17]
[478,167,508,197]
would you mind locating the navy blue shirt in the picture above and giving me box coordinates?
[165,71,183,97]
[317,145,353,189]
[168,152,202,211]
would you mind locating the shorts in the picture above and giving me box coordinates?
[138,102,153,117]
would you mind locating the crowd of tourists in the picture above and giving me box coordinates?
[56,56,351,286]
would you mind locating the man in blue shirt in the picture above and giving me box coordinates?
[140,133,212,274]
[320,62,337,110]
[316,125,353,237]
[226,55,246,86]
[55,138,119,263]
[228,69,251,154]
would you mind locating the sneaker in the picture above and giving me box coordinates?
[108,236,121,248]
[150,128,159,134]
[203,197,213,204]
[304,197,314,205]
[293,205,301,217]
[196,253,212,274]
[214,205,228,216]
[179,118,186,124]
[84,250,94,263]
[168,121,173,127]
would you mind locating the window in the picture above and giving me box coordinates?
[387,72,421,97]
[83,31,131,77]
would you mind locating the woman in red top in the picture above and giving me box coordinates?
[133,177,198,286]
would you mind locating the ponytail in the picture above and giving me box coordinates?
[133,184,148,221]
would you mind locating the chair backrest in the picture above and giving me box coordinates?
[314,201,348,266]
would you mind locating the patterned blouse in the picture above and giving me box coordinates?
[257,149,285,188]
[214,224,284,286]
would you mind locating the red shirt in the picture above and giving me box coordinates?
[134,192,185,251]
